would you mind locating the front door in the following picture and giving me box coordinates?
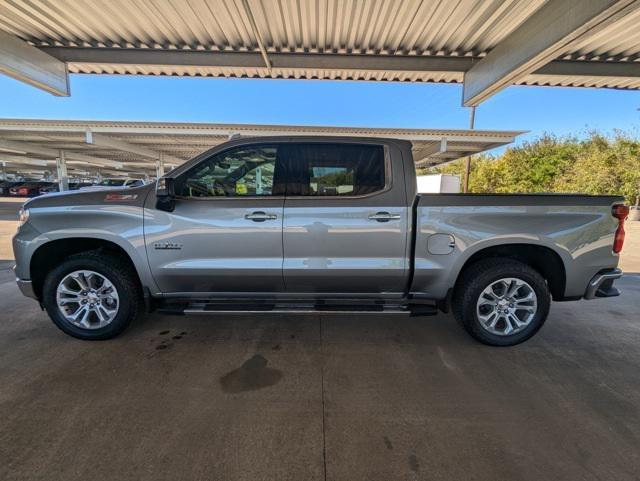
[145,144,286,294]
[281,142,409,296]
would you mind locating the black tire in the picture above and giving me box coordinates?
[42,250,142,340]
[452,258,550,346]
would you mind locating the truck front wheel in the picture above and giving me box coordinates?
[452,258,551,346]
[42,251,142,340]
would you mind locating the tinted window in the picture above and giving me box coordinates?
[281,143,385,196]
[176,145,281,198]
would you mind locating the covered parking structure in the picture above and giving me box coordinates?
[0,118,523,189]
[1,0,639,101]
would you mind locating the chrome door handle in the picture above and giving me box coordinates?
[245,211,277,222]
[368,212,401,222]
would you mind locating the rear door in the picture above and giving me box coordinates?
[145,143,286,294]
[281,141,409,296]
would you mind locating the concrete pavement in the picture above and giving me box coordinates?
[1,269,639,480]
[1,197,640,480]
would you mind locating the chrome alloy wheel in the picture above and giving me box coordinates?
[56,270,120,329]
[476,277,538,336]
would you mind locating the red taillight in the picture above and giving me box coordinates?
[612,204,629,254]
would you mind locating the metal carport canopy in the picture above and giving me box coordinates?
[0,118,524,178]
[1,0,640,103]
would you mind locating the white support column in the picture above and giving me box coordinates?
[156,153,165,178]
[463,107,477,193]
[56,150,69,191]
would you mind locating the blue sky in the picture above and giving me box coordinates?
[1,74,639,147]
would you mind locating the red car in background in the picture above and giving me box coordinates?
[0,181,24,196]
[8,181,55,197]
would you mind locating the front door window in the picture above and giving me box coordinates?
[175,145,281,198]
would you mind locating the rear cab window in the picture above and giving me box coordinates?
[280,143,386,197]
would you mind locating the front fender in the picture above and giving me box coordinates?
[13,204,159,294]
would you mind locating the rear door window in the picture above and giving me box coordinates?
[281,143,386,196]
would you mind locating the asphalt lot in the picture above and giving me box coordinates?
[1,198,640,480]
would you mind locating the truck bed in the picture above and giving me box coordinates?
[410,193,624,300]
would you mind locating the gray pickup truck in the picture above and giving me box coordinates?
[13,136,628,345]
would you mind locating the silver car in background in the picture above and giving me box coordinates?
[79,178,146,191]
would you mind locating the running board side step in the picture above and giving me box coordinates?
[156,301,438,316]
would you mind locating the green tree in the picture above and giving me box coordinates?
[422,131,640,204]
[556,132,640,204]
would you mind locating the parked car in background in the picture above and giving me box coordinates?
[39,184,59,196]
[80,178,145,191]
[72,182,94,190]
[9,181,55,197]
[0,180,23,196]
[13,136,628,346]
[38,182,95,196]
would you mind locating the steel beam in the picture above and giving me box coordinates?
[0,154,49,167]
[0,138,123,169]
[412,139,448,163]
[85,131,181,164]
[462,0,640,106]
[60,151,122,169]
[40,47,472,73]
[89,132,157,159]
[39,47,640,80]
[0,31,69,96]
[240,0,272,72]
[536,60,640,78]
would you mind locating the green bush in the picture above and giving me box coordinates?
[422,132,640,205]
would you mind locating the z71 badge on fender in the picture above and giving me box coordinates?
[104,193,138,201]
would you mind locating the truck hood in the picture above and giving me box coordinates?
[24,183,155,209]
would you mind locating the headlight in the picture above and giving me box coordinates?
[18,208,29,226]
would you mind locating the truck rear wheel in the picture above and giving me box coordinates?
[452,258,550,346]
[42,251,142,340]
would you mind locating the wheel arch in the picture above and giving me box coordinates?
[453,243,568,301]
[30,237,144,301]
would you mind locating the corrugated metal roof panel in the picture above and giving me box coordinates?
[1,0,639,90]
[1,0,546,54]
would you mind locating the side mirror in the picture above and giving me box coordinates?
[156,177,176,212]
